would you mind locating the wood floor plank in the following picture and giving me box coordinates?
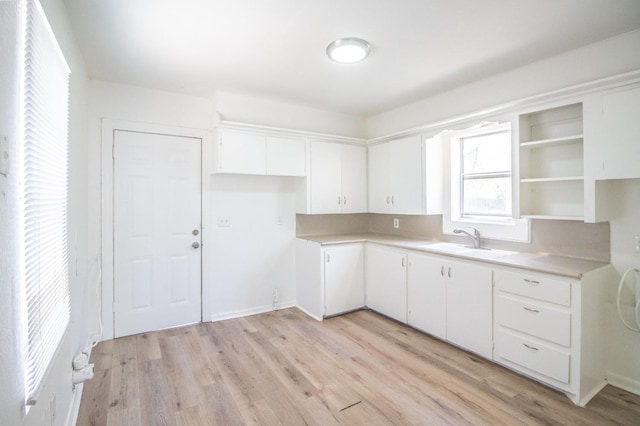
[78,308,640,426]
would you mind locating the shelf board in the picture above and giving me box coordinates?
[520,134,583,148]
[521,214,585,221]
[520,176,584,183]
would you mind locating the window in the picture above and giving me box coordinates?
[443,121,530,242]
[459,127,512,217]
[21,0,71,406]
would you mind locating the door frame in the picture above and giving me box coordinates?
[101,119,213,340]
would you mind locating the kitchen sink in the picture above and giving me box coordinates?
[419,242,517,260]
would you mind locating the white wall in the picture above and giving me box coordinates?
[603,179,640,393]
[213,90,367,138]
[0,0,91,425]
[88,82,343,336]
[207,174,298,320]
[367,30,640,138]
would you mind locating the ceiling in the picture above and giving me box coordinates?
[63,0,640,117]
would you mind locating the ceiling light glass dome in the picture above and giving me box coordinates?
[326,37,371,64]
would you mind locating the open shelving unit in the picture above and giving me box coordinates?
[518,103,584,220]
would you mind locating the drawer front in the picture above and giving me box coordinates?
[494,269,571,306]
[495,295,571,346]
[496,329,570,384]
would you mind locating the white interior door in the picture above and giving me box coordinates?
[114,130,202,338]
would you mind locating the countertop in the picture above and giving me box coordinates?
[296,233,609,279]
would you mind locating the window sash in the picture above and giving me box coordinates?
[22,0,71,406]
[459,129,512,218]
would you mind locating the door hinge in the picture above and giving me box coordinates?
[112,144,115,159]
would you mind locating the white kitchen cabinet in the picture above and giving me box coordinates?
[308,141,367,214]
[265,136,306,176]
[518,103,585,220]
[584,85,640,181]
[213,129,306,176]
[215,130,266,175]
[324,244,365,316]
[493,266,611,406]
[365,244,407,323]
[444,259,493,359]
[407,253,446,340]
[295,239,364,320]
[368,135,441,215]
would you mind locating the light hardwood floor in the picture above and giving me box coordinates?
[77,308,640,425]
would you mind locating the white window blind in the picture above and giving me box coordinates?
[22,0,71,405]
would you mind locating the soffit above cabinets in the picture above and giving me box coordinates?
[64,0,640,117]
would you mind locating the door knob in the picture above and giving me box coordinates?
[192,229,199,236]
[192,242,200,249]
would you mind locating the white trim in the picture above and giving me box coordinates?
[368,69,640,143]
[100,119,212,340]
[218,120,367,145]
[606,371,640,397]
[207,301,296,322]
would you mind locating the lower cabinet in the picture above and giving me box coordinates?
[407,253,446,340]
[407,253,492,358]
[493,267,610,406]
[324,244,365,316]
[365,244,408,323]
[295,239,365,320]
[297,238,611,407]
[444,259,493,359]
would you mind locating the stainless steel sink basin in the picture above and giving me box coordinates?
[419,242,517,260]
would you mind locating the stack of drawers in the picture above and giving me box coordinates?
[494,269,574,391]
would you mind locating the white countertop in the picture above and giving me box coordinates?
[297,233,609,279]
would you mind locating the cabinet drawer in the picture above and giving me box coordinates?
[496,329,570,384]
[495,295,571,346]
[494,270,571,306]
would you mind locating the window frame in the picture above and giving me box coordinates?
[442,120,530,243]
[458,126,513,218]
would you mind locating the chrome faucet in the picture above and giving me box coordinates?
[453,227,481,249]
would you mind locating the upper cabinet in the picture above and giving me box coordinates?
[368,135,442,215]
[584,85,640,181]
[212,129,306,176]
[518,103,585,220]
[301,141,367,214]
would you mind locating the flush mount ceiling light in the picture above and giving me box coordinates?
[326,37,371,64]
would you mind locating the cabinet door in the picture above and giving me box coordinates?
[266,136,305,176]
[365,245,407,323]
[586,86,640,180]
[407,254,446,340]
[389,135,424,214]
[340,144,368,213]
[368,142,391,213]
[446,259,493,358]
[310,142,342,214]
[218,130,266,174]
[324,245,365,316]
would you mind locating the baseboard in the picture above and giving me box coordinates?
[208,301,296,322]
[606,371,640,396]
[295,305,324,322]
[576,380,607,407]
[65,382,85,426]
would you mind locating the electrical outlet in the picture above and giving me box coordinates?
[276,215,283,226]
[216,216,231,227]
[393,218,400,229]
